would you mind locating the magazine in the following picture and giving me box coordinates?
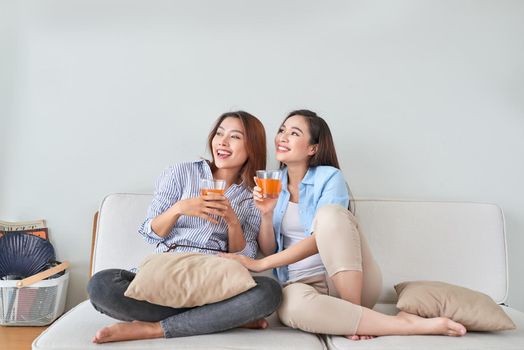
[0,220,48,239]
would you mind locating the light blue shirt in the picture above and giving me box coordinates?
[272,166,350,283]
[139,159,260,258]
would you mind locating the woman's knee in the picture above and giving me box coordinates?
[277,284,317,327]
[313,205,356,240]
[87,269,128,302]
[87,270,107,299]
[252,276,283,312]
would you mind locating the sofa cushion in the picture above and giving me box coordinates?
[124,252,256,308]
[395,281,516,331]
[32,300,326,350]
[325,303,524,350]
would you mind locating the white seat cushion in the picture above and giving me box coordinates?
[33,300,326,350]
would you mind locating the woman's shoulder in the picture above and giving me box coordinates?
[161,159,206,178]
[311,165,343,178]
[308,166,347,191]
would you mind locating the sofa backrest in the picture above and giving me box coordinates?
[91,193,508,304]
[355,199,507,304]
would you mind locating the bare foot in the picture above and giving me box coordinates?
[397,311,467,336]
[92,320,164,344]
[240,318,269,330]
[345,334,375,341]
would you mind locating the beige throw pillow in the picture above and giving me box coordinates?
[125,252,257,308]
[395,281,516,331]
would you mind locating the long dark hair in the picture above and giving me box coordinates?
[280,109,355,213]
[208,111,266,189]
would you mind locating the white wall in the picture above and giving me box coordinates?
[1,0,523,312]
[0,1,15,185]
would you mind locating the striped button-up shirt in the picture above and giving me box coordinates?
[138,159,260,258]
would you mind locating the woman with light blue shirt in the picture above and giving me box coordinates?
[222,110,467,340]
[87,111,282,343]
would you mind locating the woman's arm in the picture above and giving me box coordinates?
[220,195,265,255]
[231,199,262,258]
[139,166,183,243]
[261,235,318,270]
[252,183,278,255]
[315,169,350,212]
[225,218,245,253]
[151,194,226,238]
[220,235,318,272]
[150,202,183,238]
[219,198,245,253]
[257,212,277,256]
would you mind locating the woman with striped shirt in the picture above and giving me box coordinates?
[87,111,282,343]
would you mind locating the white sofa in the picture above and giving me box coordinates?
[33,193,524,350]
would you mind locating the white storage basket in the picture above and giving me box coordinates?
[0,271,69,326]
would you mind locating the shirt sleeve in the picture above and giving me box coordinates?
[138,165,183,244]
[315,169,350,212]
[236,201,261,259]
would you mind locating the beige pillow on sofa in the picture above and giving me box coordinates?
[124,253,257,308]
[395,281,516,331]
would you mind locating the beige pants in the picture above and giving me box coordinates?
[277,204,382,335]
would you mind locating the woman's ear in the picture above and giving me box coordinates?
[308,144,318,156]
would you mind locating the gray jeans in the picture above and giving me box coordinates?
[87,269,282,338]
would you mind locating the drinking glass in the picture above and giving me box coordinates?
[255,170,283,199]
[200,179,226,196]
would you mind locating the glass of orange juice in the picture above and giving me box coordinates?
[255,170,283,199]
[200,179,226,196]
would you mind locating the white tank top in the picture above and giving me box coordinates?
[282,202,326,282]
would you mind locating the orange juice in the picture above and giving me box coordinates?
[201,189,225,196]
[256,178,282,199]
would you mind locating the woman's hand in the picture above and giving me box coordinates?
[175,193,228,224]
[252,179,278,215]
[219,253,267,272]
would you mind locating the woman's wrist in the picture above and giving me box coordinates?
[261,211,274,219]
[226,215,241,228]
[259,257,272,271]
[170,201,184,218]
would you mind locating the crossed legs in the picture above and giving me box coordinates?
[87,270,282,343]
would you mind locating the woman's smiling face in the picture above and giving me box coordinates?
[275,115,317,166]
[212,117,248,171]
